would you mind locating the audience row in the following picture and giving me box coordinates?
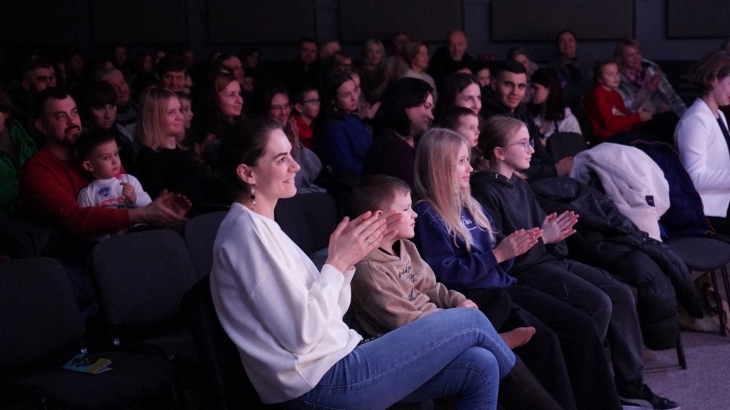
[3,28,730,410]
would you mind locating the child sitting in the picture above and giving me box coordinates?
[175,91,195,149]
[439,106,490,172]
[292,85,320,149]
[348,175,564,410]
[349,175,534,347]
[584,60,652,140]
[471,115,679,410]
[77,130,152,211]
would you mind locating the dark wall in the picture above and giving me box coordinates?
[491,0,634,41]
[1,0,727,66]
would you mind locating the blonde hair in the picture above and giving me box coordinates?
[414,128,494,251]
[135,88,184,150]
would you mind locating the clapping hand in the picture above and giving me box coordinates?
[541,211,578,244]
[493,227,542,263]
[325,211,402,273]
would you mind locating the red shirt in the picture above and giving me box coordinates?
[19,148,131,235]
[293,115,314,148]
[584,85,642,140]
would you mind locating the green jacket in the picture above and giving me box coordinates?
[0,121,37,218]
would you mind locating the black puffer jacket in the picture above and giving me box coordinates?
[531,177,703,350]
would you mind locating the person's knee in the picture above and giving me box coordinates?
[452,347,500,388]
[607,282,637,311]
[587,289,613,334]
[444,306,494,330]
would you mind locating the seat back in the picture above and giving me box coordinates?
[0,218,60,260]
[274,192,337,255]
[92,230,198,328]
[181,276,268,409]
[0,258,85,376]
[183,211,228,280]
[547,132,587,161]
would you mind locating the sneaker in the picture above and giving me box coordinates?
[618,382,680,410]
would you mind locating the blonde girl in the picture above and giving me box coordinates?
[413,127,624,410]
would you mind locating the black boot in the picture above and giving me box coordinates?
[499,357,564,410]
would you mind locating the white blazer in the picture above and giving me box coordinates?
[675,98,730,217]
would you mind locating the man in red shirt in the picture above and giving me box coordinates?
[18,87,190,316]
[20,87,189,238]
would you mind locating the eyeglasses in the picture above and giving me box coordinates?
[302,99,320,105]
[507,139,534,153]
[270,103,292,112]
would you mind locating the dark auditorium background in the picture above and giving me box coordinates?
[1,0,729,66]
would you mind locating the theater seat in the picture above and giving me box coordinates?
[0,257,179,409]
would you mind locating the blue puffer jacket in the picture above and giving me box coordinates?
[631,140,713,238]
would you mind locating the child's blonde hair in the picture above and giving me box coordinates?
[414,128,494,251]
[135,88,184,151]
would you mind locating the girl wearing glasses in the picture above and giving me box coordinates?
[413,126,625,410]
[470,115,677,410]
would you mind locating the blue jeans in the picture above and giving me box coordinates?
[281,308,515,410]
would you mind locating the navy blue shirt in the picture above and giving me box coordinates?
[412,201,516,292]
[319,114,372,176]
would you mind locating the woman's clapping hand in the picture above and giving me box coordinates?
[325,211,402,273]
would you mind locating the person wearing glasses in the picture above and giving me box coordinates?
[411,127,615,410]
[480,61,573,181]
[469,115,679,410]
[291,85,321,149]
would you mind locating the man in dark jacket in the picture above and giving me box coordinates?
[480,61,573,181]
[280,37,324,92]
[428,30,476,89]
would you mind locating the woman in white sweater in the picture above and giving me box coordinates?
[675,50,730,234]
[209,118,515,409]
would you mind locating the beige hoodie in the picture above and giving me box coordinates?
[351,239,466,336]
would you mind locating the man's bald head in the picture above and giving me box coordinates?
[447,30,468,61]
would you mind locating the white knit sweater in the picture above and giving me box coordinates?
[210,203,362,403]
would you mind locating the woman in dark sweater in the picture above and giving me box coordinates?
[194,70,243,149]
[135,88,201,204]
[362,77,433,187]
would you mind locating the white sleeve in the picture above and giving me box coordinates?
[337,266,356,313]
[676,112,730,192]
[122,174,152,207]
[215,222,349,355]
[77,185,95,208]
[562,109,582,135]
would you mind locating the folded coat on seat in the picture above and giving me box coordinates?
[570,143,669,241]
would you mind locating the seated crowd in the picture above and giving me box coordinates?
[3,28,729,410]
